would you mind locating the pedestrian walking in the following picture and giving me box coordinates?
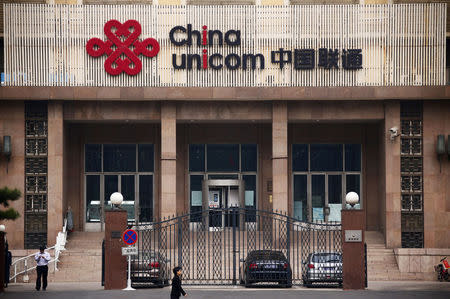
[34,245,50,291]
[170,266,187,299]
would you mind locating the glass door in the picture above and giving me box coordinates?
[311,175,325,222]
[86,175,101,222]
[208,188,223,228]
[121,175,136,222]
[328,175,342,222]
[103,175,136,222]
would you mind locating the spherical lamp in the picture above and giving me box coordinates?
[345,192,359,208]
[110,192,123,209]
[0,225,5,232]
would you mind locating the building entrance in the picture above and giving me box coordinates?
[202,179,245,230]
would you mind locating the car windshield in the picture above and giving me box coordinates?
[248,250,286,260]
[312,253,342,263]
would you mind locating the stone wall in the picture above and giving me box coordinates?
[395,248,450,280]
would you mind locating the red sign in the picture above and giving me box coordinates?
[86,20,159,76]
[122,229,138,246]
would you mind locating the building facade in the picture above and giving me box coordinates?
[0,1,449,259]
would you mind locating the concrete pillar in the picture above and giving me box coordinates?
[104,209,127,290]
[342,209,366,290]
[161,102,177,219]
[423,101,450,248]
[272,102,288,213]
[47,101,64,246]
[384,102,401,248]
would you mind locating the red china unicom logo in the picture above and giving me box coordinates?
[86,20,160,76]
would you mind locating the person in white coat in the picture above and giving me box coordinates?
[34,245,51,291]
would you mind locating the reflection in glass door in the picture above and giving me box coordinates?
[312,175,325,221]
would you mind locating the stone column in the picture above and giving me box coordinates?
[384,102,401,248]
[342,209,366,290]
[161,102,177,219]
[104,209,127,290]
[272,102,288,214]
[47,101,64,246]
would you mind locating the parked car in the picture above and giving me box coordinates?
[302,252,342,287]
[130,250,170,287]
[239,250,292,287]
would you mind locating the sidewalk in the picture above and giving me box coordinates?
[4,280,450,292]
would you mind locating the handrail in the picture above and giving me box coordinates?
[10,217,68,283]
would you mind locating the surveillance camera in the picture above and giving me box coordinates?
[389,126,399,140]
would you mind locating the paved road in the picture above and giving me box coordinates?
[2,282,450,299]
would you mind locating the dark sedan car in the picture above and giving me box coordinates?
[240,250,292,287]
[130,250,170,287]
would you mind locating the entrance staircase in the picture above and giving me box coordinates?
[48,232,103,282]
[366,231,402,281]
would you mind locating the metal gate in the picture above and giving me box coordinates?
[131,207,341,286]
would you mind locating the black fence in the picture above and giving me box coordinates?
[130,207,342,286]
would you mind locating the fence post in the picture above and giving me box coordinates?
[286,214,290,263]
[232,207,237,285]
[178,216,182,268]
[101,239,105,286]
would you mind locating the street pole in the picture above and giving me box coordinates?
[123,247,135,291]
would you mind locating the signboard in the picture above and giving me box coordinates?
[122,229,138,246]
[122,246,138,256]
[209,191,220,209]
[345,230,362,243]
[3,4,446,87]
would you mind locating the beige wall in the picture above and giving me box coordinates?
[423,101,450,248]
[0,101,25,249]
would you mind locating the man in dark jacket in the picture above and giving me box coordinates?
[170,266,187,299]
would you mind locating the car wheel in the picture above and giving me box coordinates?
[303,279,311,288]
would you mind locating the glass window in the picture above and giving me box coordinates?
[85,144,102,172]
[345,144,361,171]
[346,174,361,209]
[292,144,308,172]
[138,144,154,172]
[207,144,239,172]
[190,175,203,222]
[86,175,100,222]
[103,144,136,172]
[241,144,257,172]
[139,175,153,222]
[293,175,307,221]
[328,175,342,222]
[312,175,325,222]
[310,144,343,171]
[189,144,205,172]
